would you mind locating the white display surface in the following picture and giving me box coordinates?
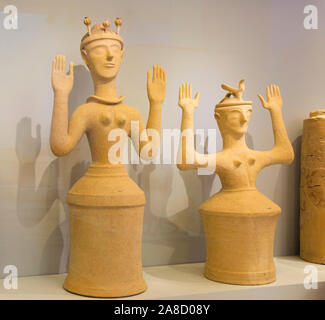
[0,256,324,300]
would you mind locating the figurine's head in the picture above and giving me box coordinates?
[214,105,252,137]
[214,79,252,137]
[80,17,124,82]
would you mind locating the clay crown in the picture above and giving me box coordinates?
[81,17,123,50]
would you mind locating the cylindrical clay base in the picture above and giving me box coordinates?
[63,164,146,298]
[300,110,325,264]
[200,212,279,285]
[64,205,146,297]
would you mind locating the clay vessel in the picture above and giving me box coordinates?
[300,110,325,264]
[177,80,294,285]
[50,17,166,297]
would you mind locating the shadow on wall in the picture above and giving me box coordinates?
[127,135,217,267]
[15,65,92,276]
[128,164,208,267]
[246,132,254,149]
[128,163,183,266]
[273,135,301,256]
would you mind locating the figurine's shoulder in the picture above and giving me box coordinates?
[118,103,143,117]
[71,103,93,117]
[69,103,102,127]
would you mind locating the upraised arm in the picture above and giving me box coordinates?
[257,85,294,167]
[50,55,87,157]
[177,83,216,171]
[130,65,166,160]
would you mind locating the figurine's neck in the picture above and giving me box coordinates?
[222,133,247,150]
[93,78,119,100]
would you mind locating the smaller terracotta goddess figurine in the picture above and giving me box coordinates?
[177,80,294,285]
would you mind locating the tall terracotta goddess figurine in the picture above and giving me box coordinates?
[177,80,294,285]
[50,17,166,297]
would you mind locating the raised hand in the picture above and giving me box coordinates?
[178,83,200,111]
[147,65,166,105]
[52,55,74,94]
[258,85,283,111]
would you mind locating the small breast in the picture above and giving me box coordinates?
[99,112,112,126]
[233,159,242,168]
[248,157,256,166]
[233,157,256,168]
[116,115,127,128]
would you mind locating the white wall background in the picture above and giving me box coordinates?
[0,0,323,277]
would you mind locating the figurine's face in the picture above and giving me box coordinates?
[215,105,252,136]
[82,38,124,81]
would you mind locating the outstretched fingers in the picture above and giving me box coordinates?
[153,65,158,81]
[258,94,266,106]
[267,84,281,98]
[179,82,196,99]
[153,65,166,82]
[272,85,276,96]
[147,69,152,85]
[179,84,182,100]
[266,86,271,100]
[60,55,65,72]
[53,55,67,73]
[162,68,166,82]
[158,66,165,82]
[52,56,59,72]
[188,83,192,98]
[180,83,185,99]
[275,85,281,97]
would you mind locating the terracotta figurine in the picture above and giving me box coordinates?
[50,17,166,297]
[177,80,294,285]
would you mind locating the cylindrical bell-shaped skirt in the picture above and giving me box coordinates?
[199,189,281,285]
[63,164,146,298]
[300,111,325,264]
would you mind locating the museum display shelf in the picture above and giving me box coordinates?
[0,256,324,300]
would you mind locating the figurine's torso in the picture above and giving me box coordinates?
[75,101,141,164]
[67,100,146,207]
[215,148,264,191]
[201,147,281,215]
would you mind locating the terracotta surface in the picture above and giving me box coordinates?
[50,17,166,297]
[177,80,294,285]
[300,110,325,264]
